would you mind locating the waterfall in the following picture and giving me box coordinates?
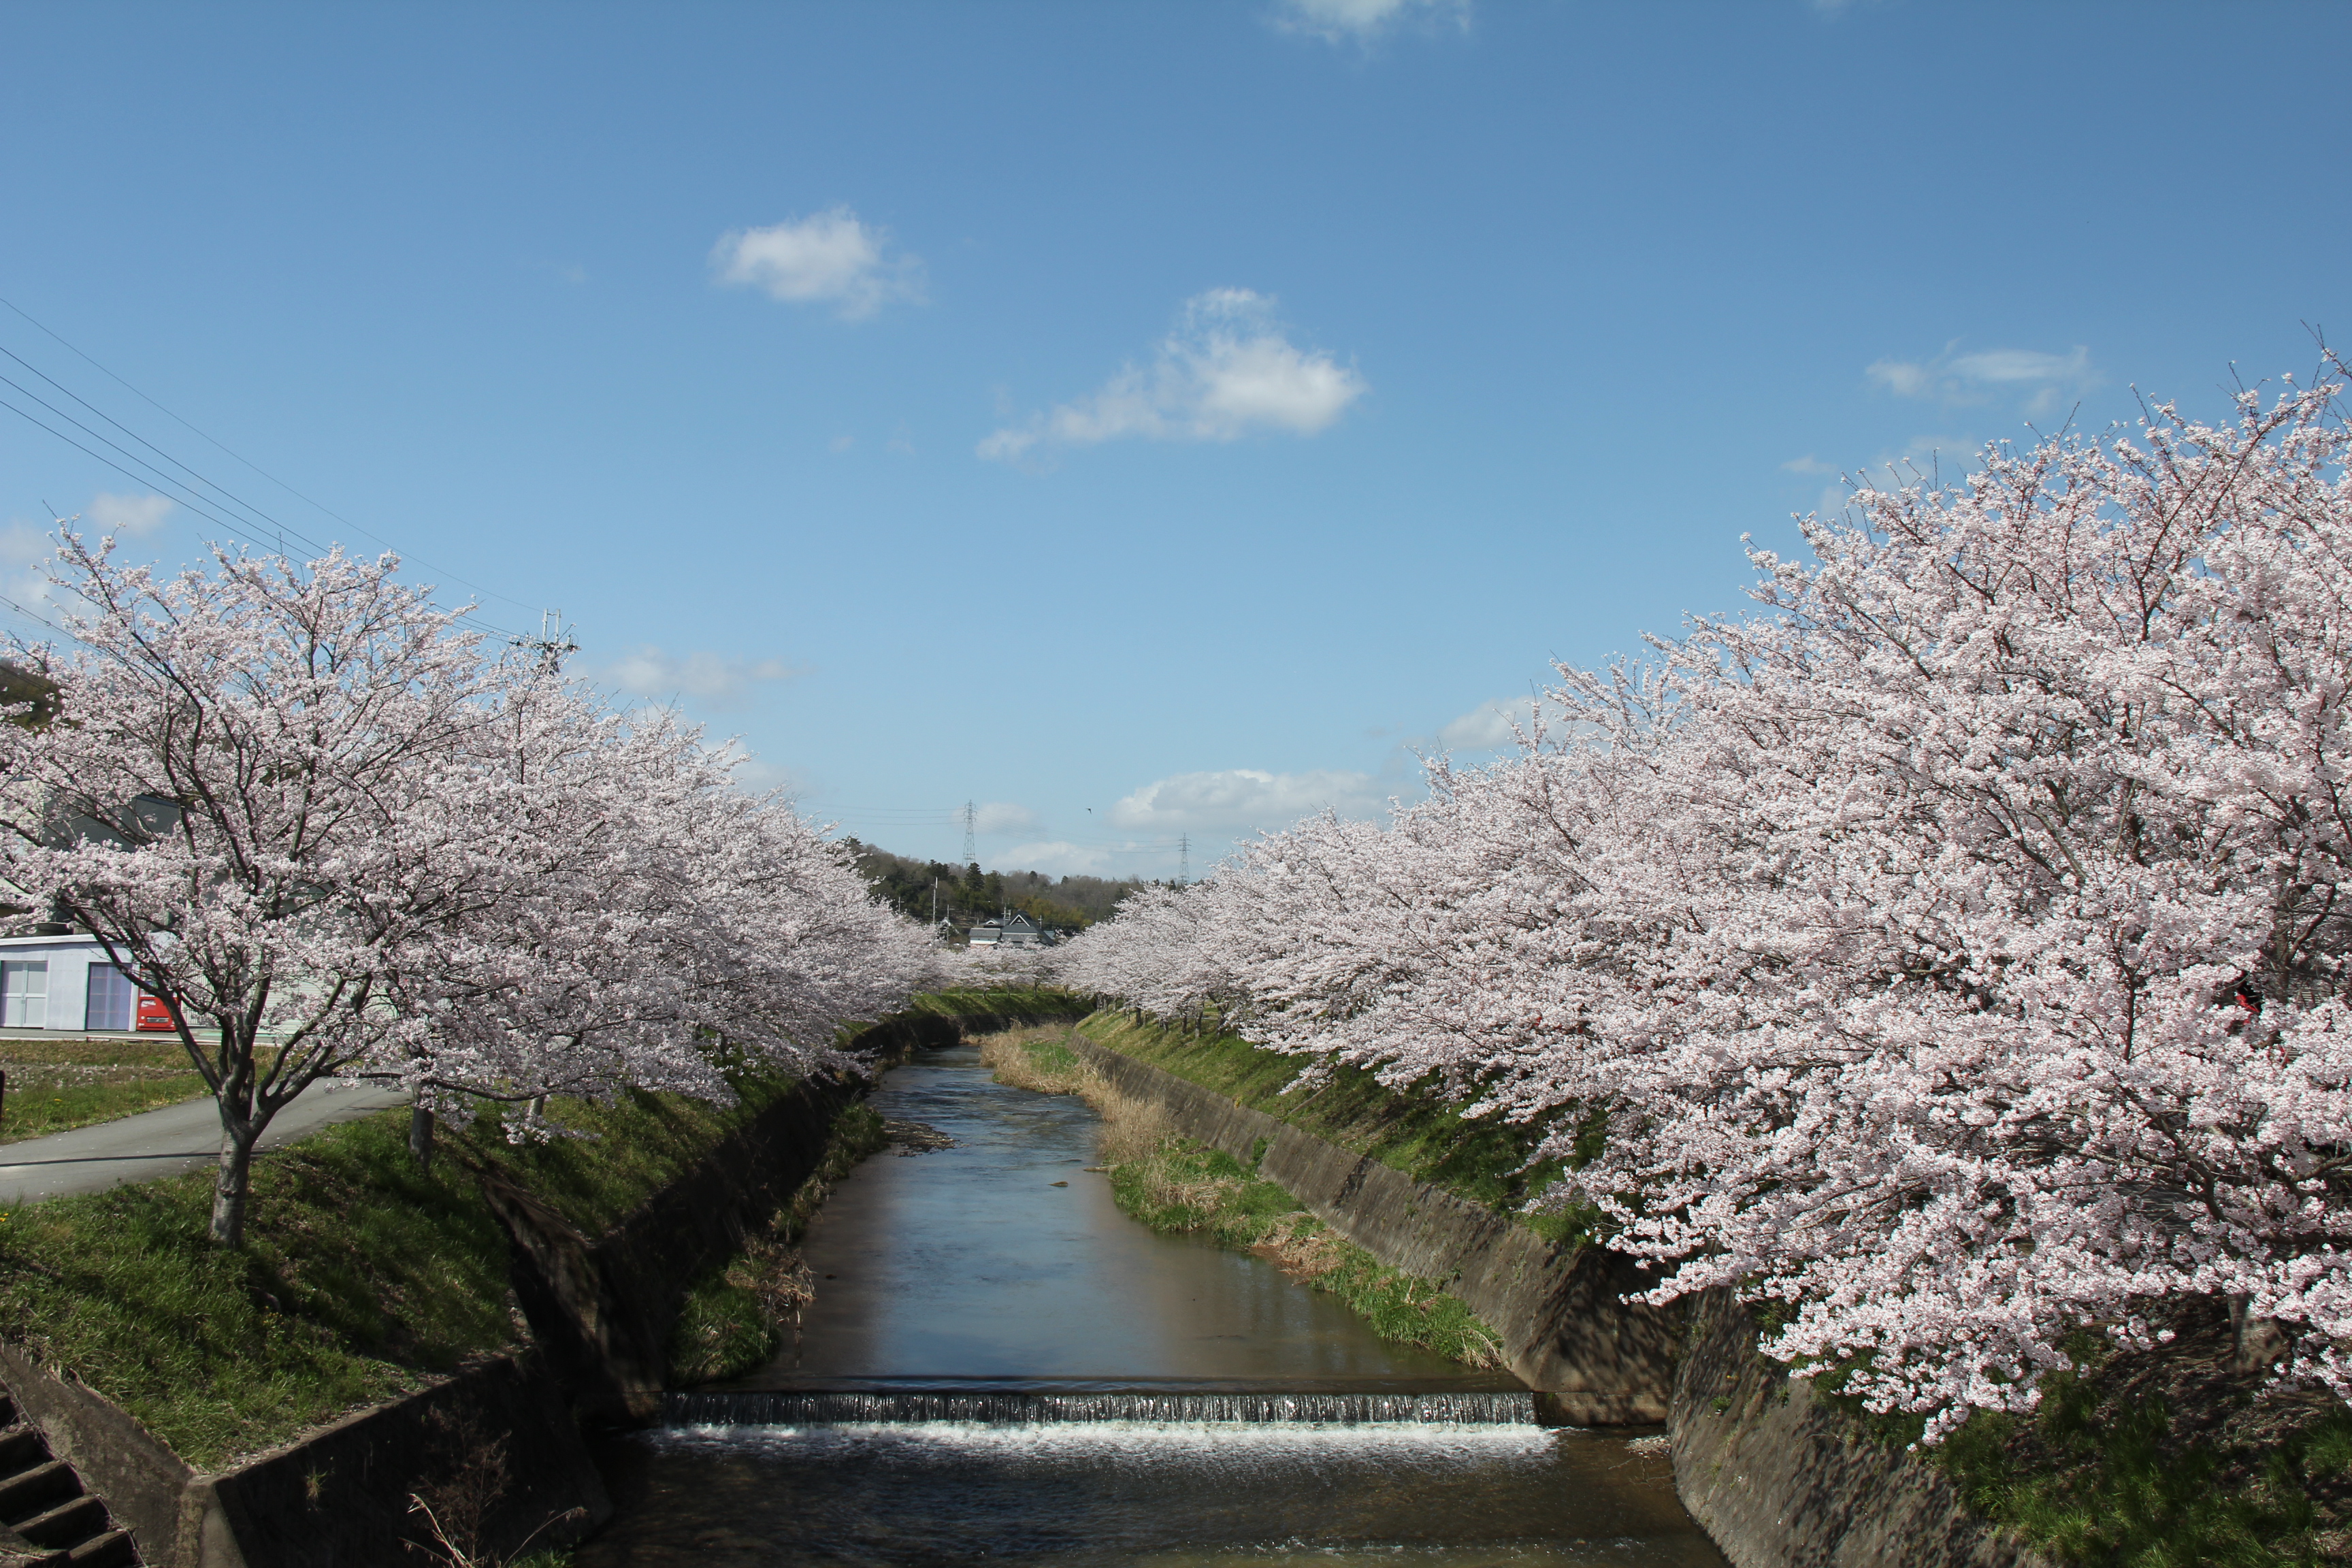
[664,1389,1537,1426]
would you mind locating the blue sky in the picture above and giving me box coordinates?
[2,0,2345,878]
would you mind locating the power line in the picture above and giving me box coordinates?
[0,382,534,647]
[0,350,340,560]
[0,293,541,619]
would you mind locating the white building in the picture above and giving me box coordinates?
[0,932,165,1034]
[968,910,1054,949]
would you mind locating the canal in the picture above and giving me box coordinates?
[576,1041,1725,1566]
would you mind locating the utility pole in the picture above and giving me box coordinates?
[963,800,978,868]
[515,608,578,674]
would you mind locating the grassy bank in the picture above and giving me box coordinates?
[0,1036,213,1143]
[911,987,1094,1028]
[0,1075,801,1467]
[1075,1010,1592,1244]
[981,1027,1505,1369]
[0,994,1034,1469]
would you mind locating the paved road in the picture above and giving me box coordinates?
[0,1083,411,1206]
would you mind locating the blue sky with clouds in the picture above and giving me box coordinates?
[2,0,2345,877]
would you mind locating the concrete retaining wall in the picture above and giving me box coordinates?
[1064,1034,1680,1423]
[1670,1290,2054,1568]
[0,1347,604,1568]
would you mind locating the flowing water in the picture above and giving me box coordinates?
[576,1044,1723,1567]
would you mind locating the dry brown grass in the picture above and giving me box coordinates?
[1089,1082,1171,1166]
[1252,1210,1347,1281]
[975,1028,1098,1095]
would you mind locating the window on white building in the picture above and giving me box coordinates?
[86,963,136,1032]
[3,960,49,1029]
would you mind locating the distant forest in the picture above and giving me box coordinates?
[845,840,1154,936]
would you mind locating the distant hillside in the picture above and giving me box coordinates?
[844,840,1154,936]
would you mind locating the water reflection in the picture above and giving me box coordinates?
[746,1044,1509,1389]
[572,1044,1724,1567]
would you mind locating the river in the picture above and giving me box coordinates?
[575,1041,1725,1566]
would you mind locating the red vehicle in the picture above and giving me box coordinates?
[134,993,177,1032]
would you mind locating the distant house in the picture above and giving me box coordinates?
[0,932,169,1034]
[968,910,1053,949]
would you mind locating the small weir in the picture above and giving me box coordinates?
[577,1043,1725,1567]
[666,1388,1539,1426]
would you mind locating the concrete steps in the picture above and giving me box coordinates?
[0,1394,135,1567]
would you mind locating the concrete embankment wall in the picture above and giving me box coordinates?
[1069,1029,2053,1568]
[3,998,1086,1568]
[1670,1290,2055,1568]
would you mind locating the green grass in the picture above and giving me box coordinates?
[1103,1134,1506,1369]
[463,1079,797,1237]
[1801,1316,2352,1566]
[0,1036,210,1143]
[0,1109,511,1467]
[1077,1011,1595,1243]
[0,1068,825,1465]
[0,994,1050,1469]
[905,986,1094,1028]
[1930,1361,2352,1565]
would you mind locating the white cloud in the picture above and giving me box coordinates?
[0,522,55,620]
[973,801,1041,834]
[719,750,808,796]
[606,647,801,708]
[1439,700,1523,751]
[979,289,1366,462]
[1272,0,1469,44]
[1437,696,1570,751]
[1780,454,1834,475]
[1000,840,1122,878]
[86,492,173,538]
[1867,343,2097,416]
[1109,767,1386,831]
[712,207,925,321]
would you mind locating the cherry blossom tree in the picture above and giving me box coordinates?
[380,681,936,1164]
[1060,365,2352,1439]
[0,534,936,1244]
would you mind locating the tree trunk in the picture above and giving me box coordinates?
[2230,1291,2289,1373]
[409,1103,436,1170]
[210,1113,258,1247]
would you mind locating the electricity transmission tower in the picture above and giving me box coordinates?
[962,800,978,867]
[1178,833,1190,887]
[514,609,578,674]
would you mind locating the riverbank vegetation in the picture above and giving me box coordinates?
[0,1074,779,1467]
[979,1027,1505,1369]
[1074,1011,1588,1243]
